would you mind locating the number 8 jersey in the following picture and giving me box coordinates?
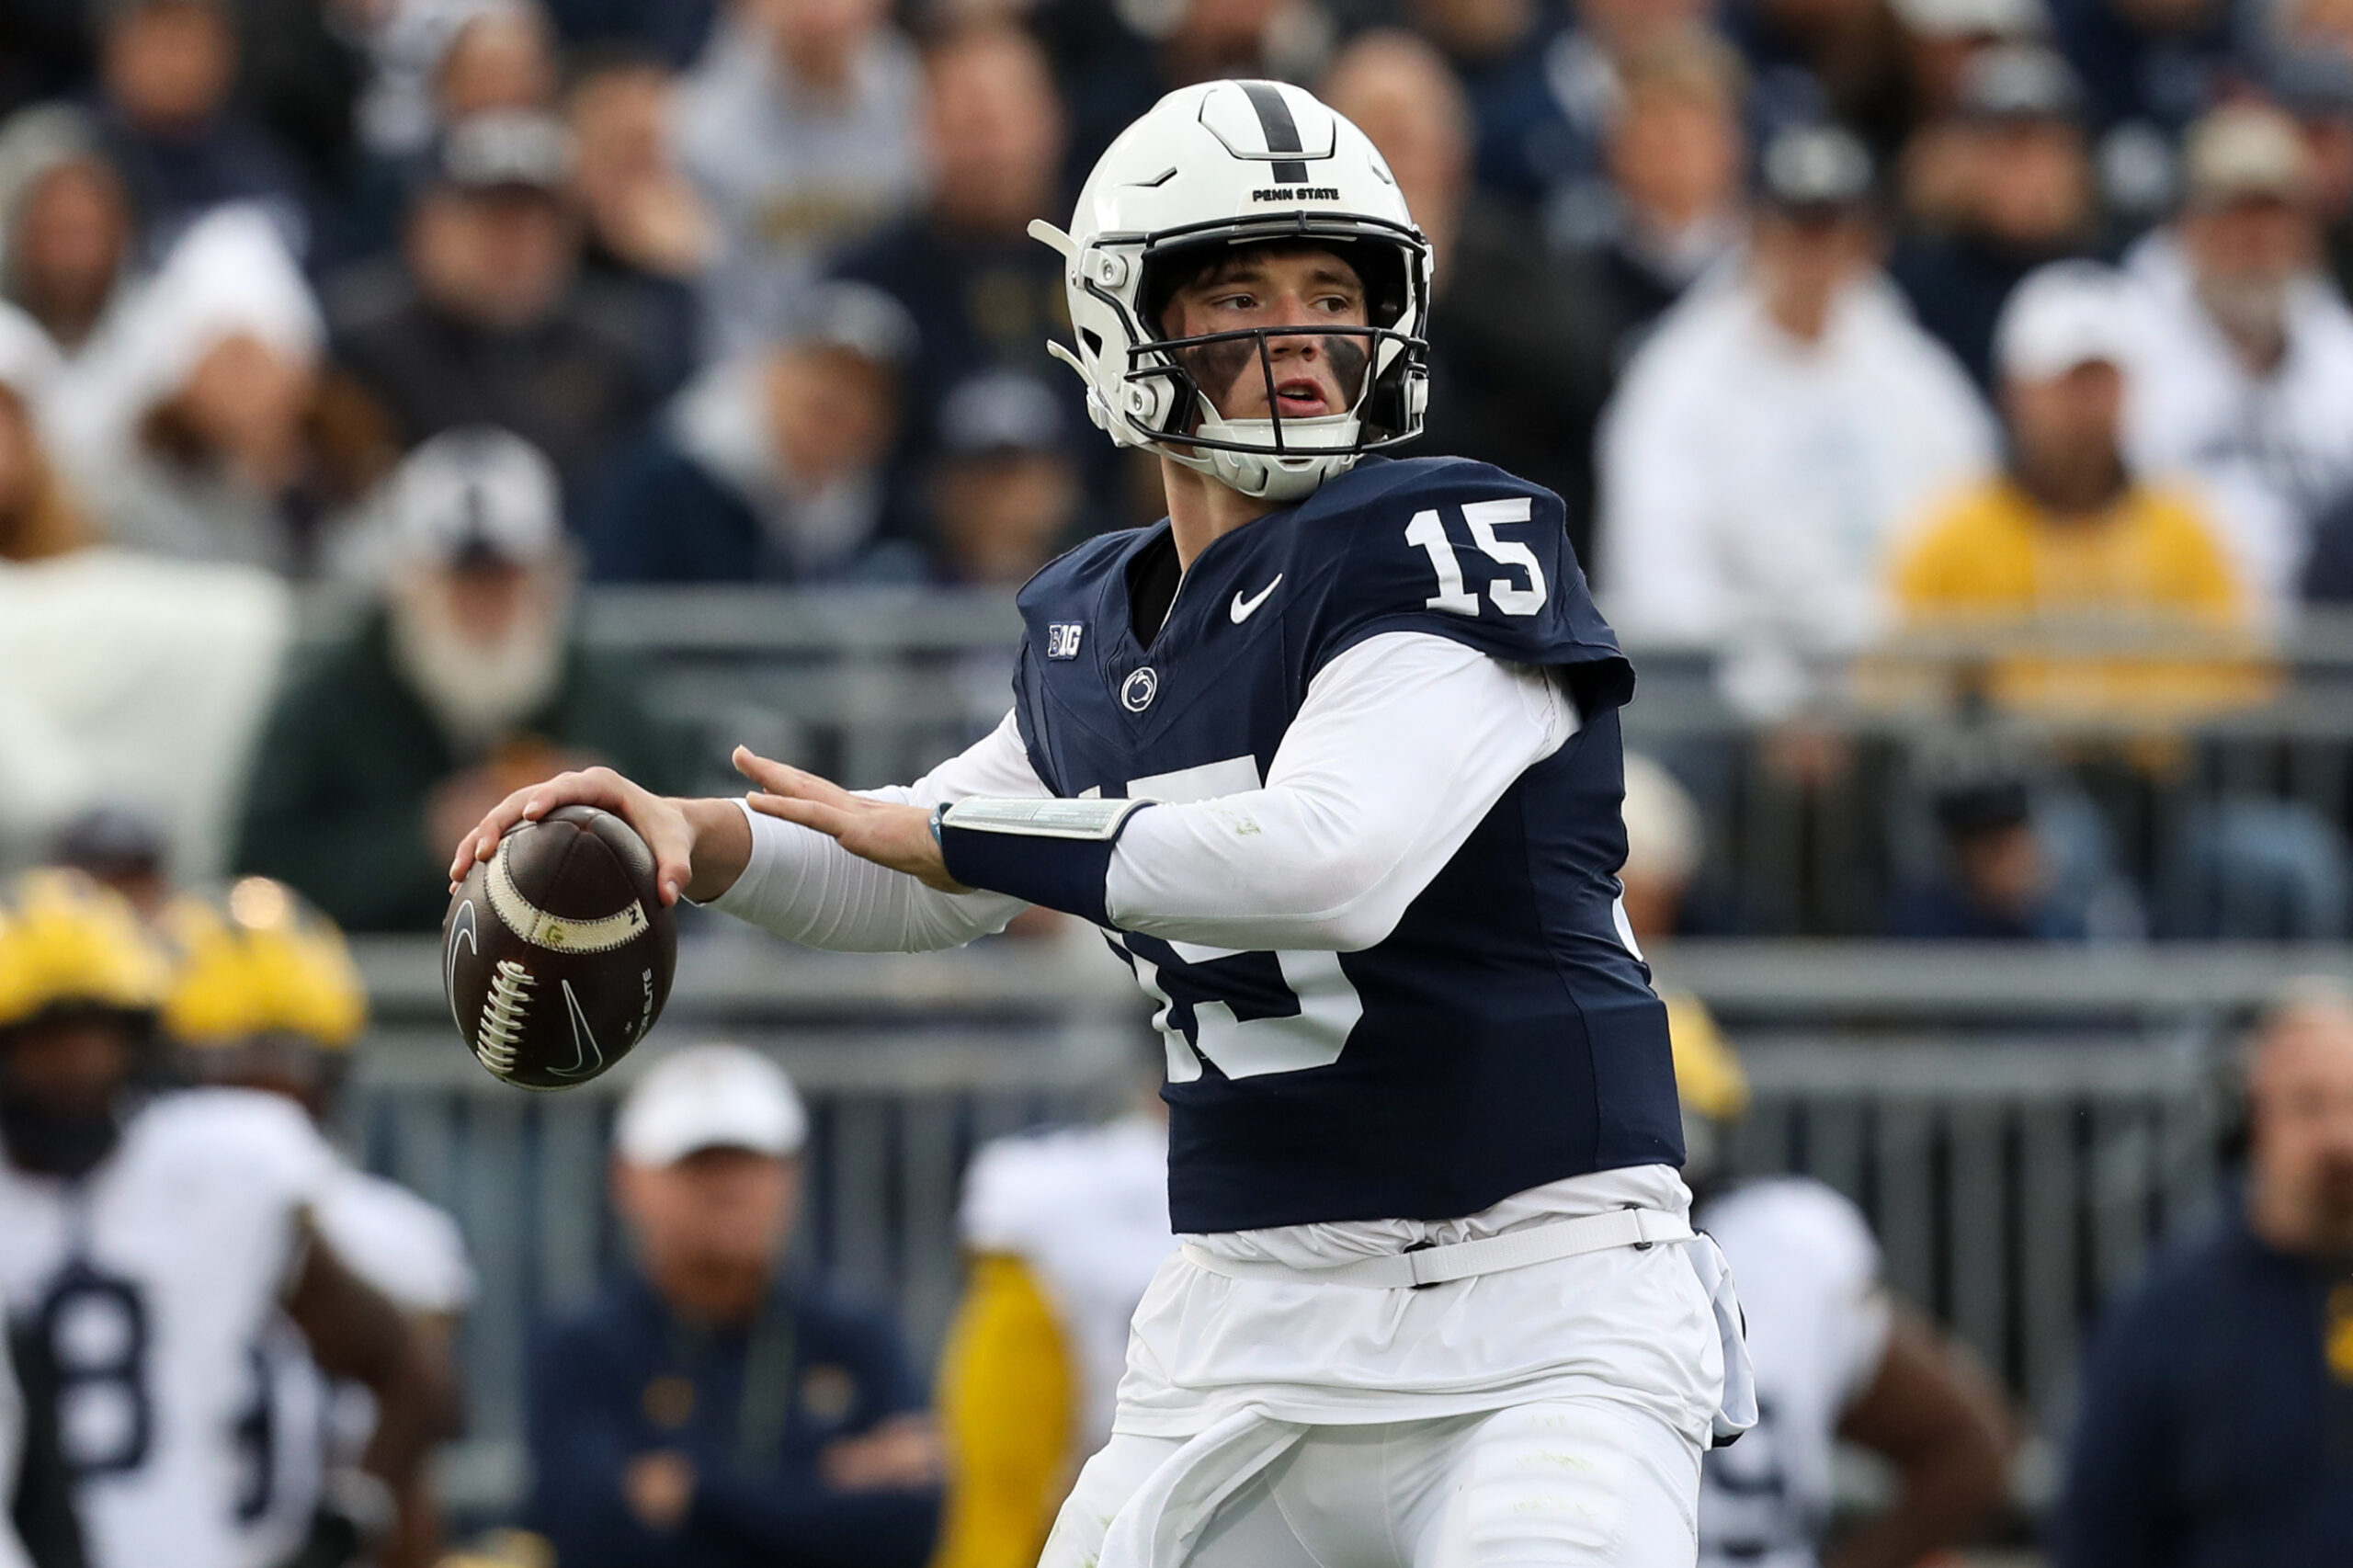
[1004,455,1681,1233]
[0,1089,335,1568]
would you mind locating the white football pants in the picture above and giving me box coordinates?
[1040,1393,1702,1568]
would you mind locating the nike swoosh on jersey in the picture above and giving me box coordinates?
[1230,574,1283,623]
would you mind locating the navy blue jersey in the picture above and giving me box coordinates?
[1007,456,1680,1233]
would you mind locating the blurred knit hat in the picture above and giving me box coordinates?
[2182,103,2312,208]
[431,109,574,196]
[1995,260,2137,381]
[391,426,563,566]
[788,280,916,369]
[1757,124,1876,211]
[1889,0,2047,37]
[1953,44,2084,124]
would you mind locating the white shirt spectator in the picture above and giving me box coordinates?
[672,12,925,357]
[1597,267,1996,716]
[2121,231,2353,608]
[42,205,324,573]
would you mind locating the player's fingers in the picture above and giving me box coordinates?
[733,748,866,811]
[745,790,858,842]
[449,783,548,881]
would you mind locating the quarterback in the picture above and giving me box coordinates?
[457,80,1753,1567]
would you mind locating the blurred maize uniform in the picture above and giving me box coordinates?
[932,1115,1173,1568]
[162,878,473,1568]
[0,870,347,1568]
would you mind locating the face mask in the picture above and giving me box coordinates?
[0,1088,120,1179]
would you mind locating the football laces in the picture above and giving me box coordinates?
[473,959,535,1077]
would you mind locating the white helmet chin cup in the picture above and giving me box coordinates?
[1032,79,1433,504]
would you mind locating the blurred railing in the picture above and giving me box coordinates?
[309,591,2353,1513]
[346,932,2338,1515]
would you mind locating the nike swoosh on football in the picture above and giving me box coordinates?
[1230,574,1283,623]
[557,979,606,1078]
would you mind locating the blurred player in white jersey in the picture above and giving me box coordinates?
[164,878,474,1568]
[0,870,450,1568]
[1618,757,2014,1568]
[934,1073,1175,1568]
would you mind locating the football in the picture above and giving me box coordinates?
[442,805,677,1089]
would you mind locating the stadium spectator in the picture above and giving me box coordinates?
[1883,769,2091,938]
[1889,0,2053,123]
[2268,50,2353,307]
[437,1,562,124]
[46,807,171,921]
[527,1045,943,1568]
[2123,103,2353,608]
[0,109,137,359]
[164,878,473,1568]
[2055,983,2353,1568]
[1598,125,1995,717]
[1889,44,2101,389]
[673,0,925,357]
[564,49,709,399]
[829,24,1082,531]
[1889,261,2258,723]
[931,1067,1170,1568]
[325,109,659,502]
[90,0,312,263]
[1576,29,1751,337]
[40,202,347,573]
[585,282,910,584]
[1323,28,1620,565]
[1727,0,1919,158]
[236,427,679,930]
[2046,0,2238,138]
[925,369,1090,586]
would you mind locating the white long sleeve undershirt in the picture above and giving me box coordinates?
[707,631,1580,954]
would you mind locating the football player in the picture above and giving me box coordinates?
[457,80,1753,1566]
[933,1079,1174,1568]
[164,878,474,1568]
[0,870,450,1568]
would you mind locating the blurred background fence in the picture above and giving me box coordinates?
[346,923,2333,1516]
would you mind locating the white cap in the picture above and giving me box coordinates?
[391,426,563,564]
[1994,260,2136,382]
[1621,751,1704,888]
[615,1044,809,1165]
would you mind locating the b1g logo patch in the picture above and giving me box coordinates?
[1047,623,1085,660]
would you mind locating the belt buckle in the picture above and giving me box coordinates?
[1402,1239,1438,1290]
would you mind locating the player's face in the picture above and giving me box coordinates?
[1162,246,1372,426]
[0,1014,136,1121]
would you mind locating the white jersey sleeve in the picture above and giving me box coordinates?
[1697,1177,1893,1568]
[313,1169,476,1317]
[712,634,1574,956]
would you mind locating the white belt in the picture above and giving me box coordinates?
[1179,1206,1693,1290]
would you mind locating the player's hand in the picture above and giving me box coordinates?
[734,749,971,893]
[818,1415,942,1492]
[621,1449,695,1530]
[446,767,746,906]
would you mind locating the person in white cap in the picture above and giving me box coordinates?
[233,426,681,932]
[2122,101,2353,605]
[524,1044,943,1568]
[1887,258,2262,724]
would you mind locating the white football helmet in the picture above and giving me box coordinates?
[1030,79,1433,503]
